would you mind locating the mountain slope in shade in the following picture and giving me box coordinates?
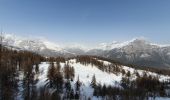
[85,39,170,69]
[103,39,170,69]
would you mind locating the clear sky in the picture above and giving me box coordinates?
[0,0,170,45]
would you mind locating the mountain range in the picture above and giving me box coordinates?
[1,34,170,69]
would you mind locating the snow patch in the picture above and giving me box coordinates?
[36,62,50,88]
[140,53,150,58]
[167,52,170,56]
[43,41,62,51]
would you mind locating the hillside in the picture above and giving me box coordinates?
[13,54,170,100]
[33,58,170,100]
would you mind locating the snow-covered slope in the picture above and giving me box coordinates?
[32,58,170,100]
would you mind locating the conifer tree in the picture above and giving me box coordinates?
[126,71,131,77]
[75,75,81,91]
[47,62,55,87]
[91,74,97,88]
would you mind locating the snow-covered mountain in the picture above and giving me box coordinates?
[102,39,170,69]
[1,34,75,57]
[95,40,131,50]
[87,39,170,69]
[92,38,170,51]
[1,33,170,69]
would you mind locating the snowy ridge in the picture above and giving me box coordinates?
[2,34,62,51]
[2,33,170,69]
[2,33,170,52]
[1,34,76,56]
[96,39,133,50]
[95,38,169,50]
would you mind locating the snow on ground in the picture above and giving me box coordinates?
[149,97,170,100]
[16,63,50,100]
[93,57,112,66]
[66,59,169,99]
[122,66,170,82]
[66,59,122,86]
[95,58,170,82]
[140,53,151,58]
[36,62,50,88]
[33,59,170,99]
[97,59,112,66]
[16,71,24,100]
[60,59,122,98]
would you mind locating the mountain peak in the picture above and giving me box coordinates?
[128,38,149,46]
[96,38,149,50]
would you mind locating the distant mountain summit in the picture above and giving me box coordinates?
[1,34,75,57]
[102,39,170,69]
[1,33,170,69]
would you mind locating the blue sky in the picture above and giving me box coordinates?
[0,0,170,45]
